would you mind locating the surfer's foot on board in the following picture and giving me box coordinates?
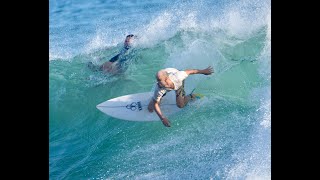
[189,93,203,101]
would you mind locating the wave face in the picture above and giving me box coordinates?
[49,0,271,179]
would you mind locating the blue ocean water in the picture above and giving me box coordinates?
[49,0,271,179]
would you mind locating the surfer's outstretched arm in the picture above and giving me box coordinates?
[184,66,213,75]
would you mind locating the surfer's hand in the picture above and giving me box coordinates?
[161,117,171,127]
[202,66,213,75]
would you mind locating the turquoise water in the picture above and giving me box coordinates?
[49,0,271,179]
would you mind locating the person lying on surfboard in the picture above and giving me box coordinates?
[148,66,214,127]
[87,34,136,74]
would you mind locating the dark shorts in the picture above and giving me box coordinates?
[176,80,186,97]
[109,53,121,62]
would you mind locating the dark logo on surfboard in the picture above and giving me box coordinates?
[126,101,142,111]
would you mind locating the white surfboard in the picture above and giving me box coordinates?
[96,91,183,121]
